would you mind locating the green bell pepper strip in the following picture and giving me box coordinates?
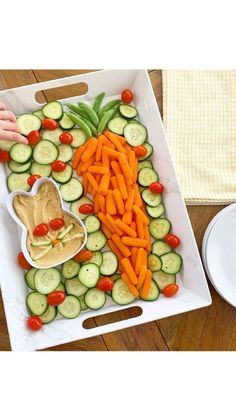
[97,108,119,135]
[78,103,99,127]
[66,112,92,139]
[98,99,121,120]
[79,116,98,137]
[93,92,105,115]
[66,103,88,119]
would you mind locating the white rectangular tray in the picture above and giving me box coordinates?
[0,70,211,351]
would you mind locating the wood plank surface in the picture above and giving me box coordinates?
[0,69,233,351]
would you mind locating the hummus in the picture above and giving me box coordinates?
[13,181,85,267]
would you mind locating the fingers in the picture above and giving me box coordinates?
[0,129,28,144]
[0,120,20,132]
[0,102,7,111]
[0,110,16,122]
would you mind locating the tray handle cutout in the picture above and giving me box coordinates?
[35,82,89,103]
[82,306,143,330]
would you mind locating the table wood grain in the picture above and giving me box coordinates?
[0,69,233,351]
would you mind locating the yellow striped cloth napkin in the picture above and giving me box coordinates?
[162,70,236,205]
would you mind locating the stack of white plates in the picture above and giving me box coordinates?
[202,203,236,307]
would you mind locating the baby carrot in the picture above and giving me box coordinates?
[97,194,106,213]
[121,258,138,285]
[137,265,147,290]
[140,269,151,298]
[133,183,143,207]
[107,214,123,236]
[135,248,145,276]
[98,212,115,233]
[99,173,110,194]
[82,174,88,196]
[110,176,119,190]
[113,189,125,215]
[76,166,82,176]
[118,154,133,181]
[122,211,132,225]
[93,194,100,213]
[102,136,116,149]
[144,225,152,251]
[133,157,138,182]
[132,205,150,225]
[102,146,120,159]
[105,132,126,153]
[116,173,128,199]
[95,173,102,184]
[128,150,135,174]
[104,130,126,146]
[72,145,86,169]
[130,221,136,231]
[102,149,110,170]
[131,247,138,267]
[111,161,122,175]
[106,190,117,215]
[88,166,109,174]
[114,219,137,238]
[121,273,139,298]
[81,138,97,162]
[112,234,131,257]
[95,135,104,162]
[101,224,112,239]
[108,239,123,261]
[121,237,148,247]
[136,215,145,239]
[124,143,132,153]
[125,188,135,212]
[80,156,95,172]
[87,172,99,191]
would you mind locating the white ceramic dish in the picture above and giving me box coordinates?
[6,177,87,269]
[0,70,211,351]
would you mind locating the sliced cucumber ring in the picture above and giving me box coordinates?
[52,164,72,184]
[138,160,153,171]
[59,113,75,130]
[84,215,100,233]
[58,144,73,163]
[152,240,172,256]
[17,113,41,135]
[65,278,88,297]
[34,268,61,294]
[152,270,176,291]
[160,252,182,275]
[100,251,118,276]
[108,116,128,135]
[69,128,87,148]
[26,291,48,315]
[41,128,63,146]
[33,140,58,165]
[39,305,57,324]
[138,168,158,187]
[7,172,30,192]
[146,203,165,218]
[83,250,103,267]
[124,123,147,146]
[8,160,31,174]
[60,177,83,202]
[10,143,32,164]
[112,278,135,305]
[86,231,106,251]
[62,259,80,279]
[147,254,162,272]
[58,295,81,319]
[138,143,153,161]
[78,263,100,288]
[42,101,63,120]
[25,268,37,290]
[30,162,52,177]
[70,197,93,221]
[85,288,106,310]
[142,188,162,207]
[119,104,138,119]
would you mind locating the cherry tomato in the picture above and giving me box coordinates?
[121,89,133,104]
[0,150,11,162]
[27,316,42,331]
[18,252,32,269]
[47,291,66,306]
[79,204,94,214]
[33,223,49,237]
[59,132,73,145]
[49,218,65,230]
[149,182,164,194]
[27,174,41,187]
[133,145,147,158]
[164,234,181,248]
[27,130,41,145]
[163,284,179,297]
[42,118,58,130]
[74,249,93,262]
[97,277,114,292]
[51,160,66,172]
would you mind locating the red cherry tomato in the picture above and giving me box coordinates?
[49,218,65,231]
[133,145,147,158]
[47,291,66,306]
[0,150,11,162]
[79,204,94,214]
[97,277,114,292]
[121,89,133,104]
[33,223,49,237]
[27,130,41,145]
[42,118,58,130]
[163,284,179,297]
[51,160,66,172]
[149,182,164,194]
[27,316,42,331]
[164,234,181,248]
[18,252,32,269]
[27,174,41,187]
[74,249,93,262]
[59,132,73,145]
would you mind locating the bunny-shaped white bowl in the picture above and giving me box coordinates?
[7,177,87,269]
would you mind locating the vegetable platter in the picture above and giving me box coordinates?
[0,70,211,351]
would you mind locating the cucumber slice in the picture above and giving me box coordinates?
[39,305,57,324]
[119,104,138,119]
[52,164,72,184]
[161,252,182,275]
[10,143,32,164]
[149,218,171,239]
[25,268,37,290]
[124,123,147,146]
[34,268,61,294]
[138,160,153,171]
[58,295,81,319]
[152,240,172,256]
[62,259,80,279]
[8,160,31,174]
[108,117,128,135]
[138,143,153,161]
[83,251,102,267]
[56,282,65,292]
[0,140,16,151]
[84,215,100,233]
[7,172,30,192]
[69,128,87,148]
[41,128,63,146]
[78,263,100,288]
[85,288,106,310]
[58,144,73,163]
[147,254,162,272]
[70,197,93,221]
[152,270,176,291]
[26,291,47,315]
[100,251,118,276]
[33,110,44,121]
[65,278,88,297]
[140,280,160,301]
[59,113,75,130]
[142,189,162,207]
[79,294,88,310]
[86,231,106,251]
[42,101,63,120]
[17,113,41,135]
[30,162,52,177]
[33,140,59,165]
[138,168,158,187]
[146,203,165,218]
[112,278,135,305]
[60,177,83,202]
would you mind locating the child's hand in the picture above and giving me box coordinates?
[0,102,28,144]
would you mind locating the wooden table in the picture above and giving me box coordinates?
[0,70,234,351]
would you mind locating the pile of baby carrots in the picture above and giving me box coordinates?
[72,130,152,299]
